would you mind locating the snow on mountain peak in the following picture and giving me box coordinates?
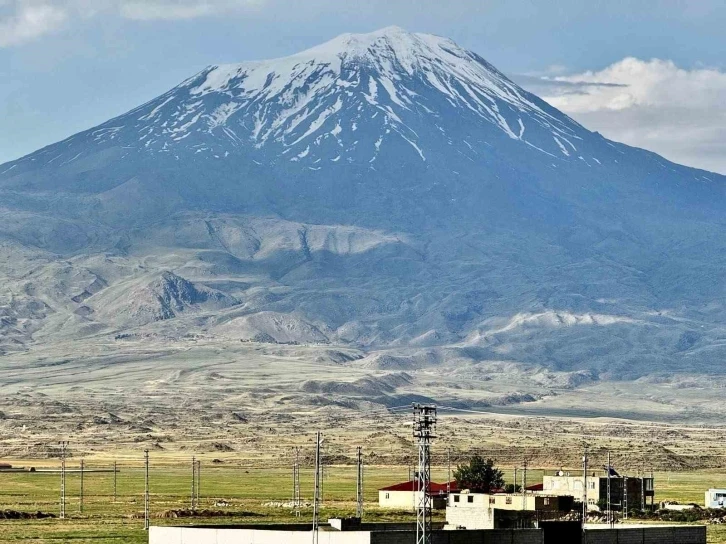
[7,27,599,172]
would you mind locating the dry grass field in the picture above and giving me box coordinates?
[2,458,726,543]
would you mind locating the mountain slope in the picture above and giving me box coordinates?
[1,27,726,386]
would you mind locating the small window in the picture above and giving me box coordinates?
[489,497,496,505]
[589,482,595,489]
[385,493,389,499]
[506,497,512,505]
[468,496,474,503]
[544,498,550,505]
[454,495,460,503]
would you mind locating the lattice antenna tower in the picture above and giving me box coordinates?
[413,404,437,544]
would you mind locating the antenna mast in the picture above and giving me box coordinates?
[413,403,437,544]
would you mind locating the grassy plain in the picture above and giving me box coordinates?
[2,461,726,543]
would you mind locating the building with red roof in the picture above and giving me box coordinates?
[378,480,458,510]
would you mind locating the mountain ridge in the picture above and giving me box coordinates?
[1,27,726,396]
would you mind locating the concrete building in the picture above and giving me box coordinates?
[542,471,654,511]
[446,492,574,530]
[378,480,457,510]
[705,488,726,508]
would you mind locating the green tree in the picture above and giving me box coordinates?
[453,455,505,493]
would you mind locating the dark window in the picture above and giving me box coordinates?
[468,496,474,503]
[454,495,460,503]
[506,497,512,505]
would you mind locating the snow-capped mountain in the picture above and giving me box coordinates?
[7,27,592,167]
[2,28,726,383]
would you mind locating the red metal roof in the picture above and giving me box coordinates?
[379,480,459,493]
[526,483,544,492]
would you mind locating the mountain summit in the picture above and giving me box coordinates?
[1,28,726,384]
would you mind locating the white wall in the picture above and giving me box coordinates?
[705,489,726,508]
[378,490,419,510]
[149,527,372,544]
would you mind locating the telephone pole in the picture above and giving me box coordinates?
[293,447,301,516]
[144,449,150,531]
[522,460,528,507]
[356,446,364,519]
[413,403,436,544]
[607,451,612,527]
[312,432,322,544]
[447,447,451,494]
[582,448,589,526]
[59,441,68,520]
[113,461,117,502]
[79,459,84,513]
[196,460,201,508]
[191,456,197,510]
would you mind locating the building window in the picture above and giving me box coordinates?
[589,482,595,489]
[385,493,389,499]
[506,497,512,505]
[468,496,474,503]
[454,495,460,503]
[489,497,496,505]
[544,498,550,505]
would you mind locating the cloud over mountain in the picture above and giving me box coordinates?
[524,58,726,174]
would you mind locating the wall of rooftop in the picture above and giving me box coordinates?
[582,526,705,544]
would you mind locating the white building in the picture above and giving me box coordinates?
[446,491,572,530]
[378,480,456,510]
[705,489,726,508]
[542,472,654,511]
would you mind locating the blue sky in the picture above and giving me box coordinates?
[2,0,726,172]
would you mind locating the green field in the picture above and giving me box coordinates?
[2,463,726,543]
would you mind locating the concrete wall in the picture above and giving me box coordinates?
[149,527,543,544]
[446,503,495,530]
[370,529,543,544]
[582,526,706,544]
[149,525,705,544]
[149,527,372,544]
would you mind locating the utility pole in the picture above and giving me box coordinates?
[623,474,628,520]
[191,456,197,510]
[447,447,451,494]
[293,447,301,516]
[113,461,117,503]
[607,451,612,527]
[312,432,322,544]
[522,460,528,509]
[144,449,150,531]
[79,459,84,514]
[514,467,518,492]
[413,403,437,544]
[582,448,589,526]
[356,446,364,519]
[196,460,201,508]
[641,470,646,512]
[59,441,68,520]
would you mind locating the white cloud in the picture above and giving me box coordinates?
[119,0,263,21]
[0,0,263,45]
[529,58,726,174]
[0,2,67,46]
